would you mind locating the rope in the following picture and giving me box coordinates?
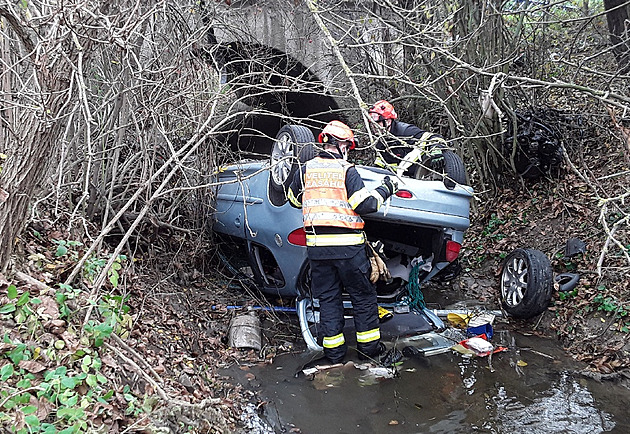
[407,263,426,310]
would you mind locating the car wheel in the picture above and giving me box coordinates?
[296,296,322,351]
[500,248,553,319]
[413,150,467,189]
[269,125,317,206]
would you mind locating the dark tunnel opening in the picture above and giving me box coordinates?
[203,41,342,156]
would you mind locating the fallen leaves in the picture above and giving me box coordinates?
[36,295,60,320]
[18,360,46,373]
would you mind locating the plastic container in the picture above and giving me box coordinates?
[228,313,262,351]
[466,323,494,340]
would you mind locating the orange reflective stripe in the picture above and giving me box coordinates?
[302,158,364,230]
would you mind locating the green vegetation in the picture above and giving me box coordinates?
[51,239,126,289]
[558,287,578,301]
[590,285,630,333]
[554,251,578,272]
[481,213,507,241]
[1,274,140,432]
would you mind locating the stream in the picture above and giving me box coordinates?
[224,309,630,434]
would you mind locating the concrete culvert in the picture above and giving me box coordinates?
[201,41,341,157]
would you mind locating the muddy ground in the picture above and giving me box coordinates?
[4,120,630,432]
[118,172,630,432]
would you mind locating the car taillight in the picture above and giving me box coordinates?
[288,228,307,246]
[445,240,461,262]
[395,190,413,199]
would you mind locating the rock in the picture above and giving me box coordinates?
[178,372,194,393]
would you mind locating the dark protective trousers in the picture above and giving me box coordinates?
[309,248,380,363]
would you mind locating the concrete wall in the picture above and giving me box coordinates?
[214,0,347,96]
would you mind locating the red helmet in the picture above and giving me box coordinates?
[369,100,398,122]
[318,120,356,150]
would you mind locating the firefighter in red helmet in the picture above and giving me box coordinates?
[369,100,447,177]
[287,120,399,365]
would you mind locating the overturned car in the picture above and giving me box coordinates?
[212,125,473,350]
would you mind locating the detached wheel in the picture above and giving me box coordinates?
[269,125,316,205]
[413,150,467,189]
[500,248,553,319]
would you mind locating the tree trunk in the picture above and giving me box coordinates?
[0,87,69,272]
[0,5,77,272]
[604,0,630,73]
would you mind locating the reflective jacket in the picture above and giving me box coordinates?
[302,157,364,231]
[287,151,391,257]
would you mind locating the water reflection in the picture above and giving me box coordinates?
[491,372,615,433]
[230,330,626,433]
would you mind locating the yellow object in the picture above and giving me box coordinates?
[378,306,393,322]
[447,312,472,328]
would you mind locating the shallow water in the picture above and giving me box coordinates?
[229,327,630,434]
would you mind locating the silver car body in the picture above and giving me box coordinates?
[213,159,473,299]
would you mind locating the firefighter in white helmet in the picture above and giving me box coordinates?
[288,120,397,364]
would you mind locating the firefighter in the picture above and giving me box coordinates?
[369,100,447,177]
[287,120,398,364]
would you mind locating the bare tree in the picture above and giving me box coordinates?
[1,0,629,302]
[604,0,630,73]
[0,1,224,275]
[0,0,337,289]
[300,0,630,284]
[0,2,94,272]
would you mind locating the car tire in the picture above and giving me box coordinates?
[413,150,467,189]
[500,248,553,319]
[297,296,323,351]
[269,125,316,206]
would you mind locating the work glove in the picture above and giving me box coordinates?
[368,244,392,284]
[369,255,380,283]
[381,176,398,196]
[428,147,445,171]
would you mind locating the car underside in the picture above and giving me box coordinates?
[212,125,473,350]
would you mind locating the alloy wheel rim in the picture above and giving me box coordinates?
[271,133,293,185]
[501,256,528,307]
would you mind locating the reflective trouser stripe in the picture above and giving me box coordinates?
[323,333,345,348]
[306,232,365,246]
[356,328,380,343]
